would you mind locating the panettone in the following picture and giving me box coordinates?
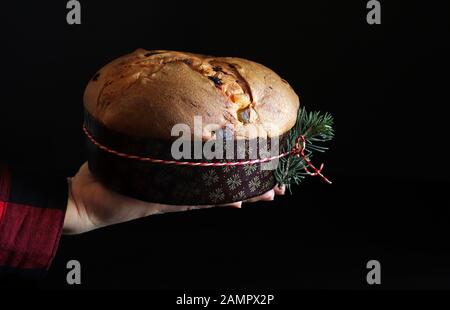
[83,49,301,205]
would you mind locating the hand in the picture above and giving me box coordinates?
[63,162,285,234]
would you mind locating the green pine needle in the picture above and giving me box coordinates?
[274,107,334,193]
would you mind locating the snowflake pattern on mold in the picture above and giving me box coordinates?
[202,170,219,186]
[243,164,258,176]
[221,165,232,174]
[263,178,274,191]
[209,188,225,203]
[249,176,261,192]
[232,190,246,201]
[226,173,242,191]
[262,169,273,177]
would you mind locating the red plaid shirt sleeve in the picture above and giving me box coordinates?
[0,163,68,281]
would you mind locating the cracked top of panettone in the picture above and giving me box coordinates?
[84,49,299,140]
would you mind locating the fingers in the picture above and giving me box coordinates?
[242,184,285,204]
[274,184,286,196]
[177,184,285,214]
[244,189,275,203]
[218,201,242,208]
[244,183,285,204]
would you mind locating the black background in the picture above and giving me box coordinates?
[1,1,449,289]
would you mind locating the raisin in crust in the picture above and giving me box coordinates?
[84,49,300,140]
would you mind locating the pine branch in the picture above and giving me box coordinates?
[275,107,334,193]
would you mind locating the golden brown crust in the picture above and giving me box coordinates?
[84,49,300,140]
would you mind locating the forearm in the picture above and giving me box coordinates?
[0,164,68,282]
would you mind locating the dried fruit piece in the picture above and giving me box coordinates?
[208,76,223,86]
[231,93,250,107]
[237,107,251,124]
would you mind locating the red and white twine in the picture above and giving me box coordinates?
[83,125,331,184]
